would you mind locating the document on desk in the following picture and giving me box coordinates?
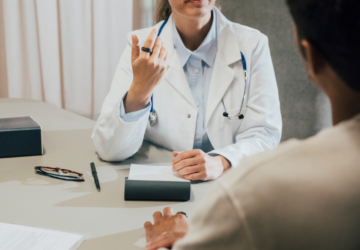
[129,164,190,182]
[0,222,86,250]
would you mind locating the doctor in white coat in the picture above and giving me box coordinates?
[92,0,282,181]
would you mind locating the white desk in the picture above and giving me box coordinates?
[0,99,215,249]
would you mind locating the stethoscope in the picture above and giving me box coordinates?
[148,17,249,127]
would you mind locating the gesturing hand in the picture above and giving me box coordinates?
[144,207,189,250]
[172,150,231,181]
[125,28,168,113]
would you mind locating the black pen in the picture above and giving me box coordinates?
[90,162,101,192]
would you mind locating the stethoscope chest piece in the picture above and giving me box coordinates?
[149,110,157,127]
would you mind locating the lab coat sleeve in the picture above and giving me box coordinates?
[210,34,282,168]
[119,93,151,123]
[91,33,149,162]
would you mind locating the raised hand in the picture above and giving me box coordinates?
[125,28,168,113]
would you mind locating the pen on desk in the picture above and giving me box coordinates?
[90,162,101,192]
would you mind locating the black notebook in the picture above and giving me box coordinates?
[0,116,43,158]
[124,164,191,201]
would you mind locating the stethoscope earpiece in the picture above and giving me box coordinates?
[239,114,244,120]
[223,112,229,117]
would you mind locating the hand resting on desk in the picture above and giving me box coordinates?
[144,207,189,250]
[172,150,231,181]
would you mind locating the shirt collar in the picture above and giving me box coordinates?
[173,10,217,67]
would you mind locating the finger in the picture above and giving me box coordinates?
[172,150,200,166]
[158,42,167,60]
[150,37,162,59]
[144,221,153,232]
[173,156,200,172]
[164,50,168,63]
[183,172,205,181]
[175,213,188,220]
[163,207,174,218]
[140,28,158,58]
[177,164,203,176]
[172,151,179,157]
[153,211,162,224]
[131,34,140,64]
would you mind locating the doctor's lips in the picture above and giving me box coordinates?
[185,0,206,4]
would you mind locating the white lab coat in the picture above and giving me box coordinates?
[92,8,282,168]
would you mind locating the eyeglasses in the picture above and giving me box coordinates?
[35,166,85,182]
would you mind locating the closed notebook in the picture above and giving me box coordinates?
[124,164,191,201]
[0,116,43,158]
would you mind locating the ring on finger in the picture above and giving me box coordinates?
[141,47,153,53]
[176,211,187,217]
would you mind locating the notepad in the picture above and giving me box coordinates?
[0,222,86,250]
[129,164,190,182]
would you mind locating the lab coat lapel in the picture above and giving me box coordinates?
[206,9,241,127]
[160,15,196,107]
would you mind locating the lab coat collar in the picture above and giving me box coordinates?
[215,7,241,66]
[157,15,175,66]
[158,7,240,66]
[206,7,242,127]
[159,15,196,107]
[173,10,217,68]
[159,7,242,110]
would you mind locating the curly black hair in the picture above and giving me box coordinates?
[286,0,360,92]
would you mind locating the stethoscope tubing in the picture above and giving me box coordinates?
[149,18,169,114]
[149,16,249,126]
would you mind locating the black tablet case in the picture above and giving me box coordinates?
[0,116,43,158]
[124,177,191,201]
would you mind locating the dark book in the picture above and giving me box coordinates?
[124,177,191,201]
[0,116,43,158]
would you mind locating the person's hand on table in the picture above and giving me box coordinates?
[172,150,231,181]
[144,207,189,250]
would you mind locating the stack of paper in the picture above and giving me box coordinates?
[129,164,190,182]
[0,222,86,250]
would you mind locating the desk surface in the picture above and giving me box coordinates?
[0,99,214,249]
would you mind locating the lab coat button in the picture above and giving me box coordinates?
[196,102,200,107]
[195,135,200,140]
[194,68,199,74]
[188,114,191,118]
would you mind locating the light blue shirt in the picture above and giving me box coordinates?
[120,10,218,153]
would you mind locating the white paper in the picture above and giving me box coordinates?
[0,222,86,250]
[129,164,190,182]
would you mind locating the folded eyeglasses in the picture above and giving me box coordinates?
[35,166,85,182]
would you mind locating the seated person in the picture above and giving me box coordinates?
[92,0,282,181]
[142,0,360,249]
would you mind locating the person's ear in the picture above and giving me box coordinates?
[300,40,326,81]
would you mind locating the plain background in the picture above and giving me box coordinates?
[0,0,132,120]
